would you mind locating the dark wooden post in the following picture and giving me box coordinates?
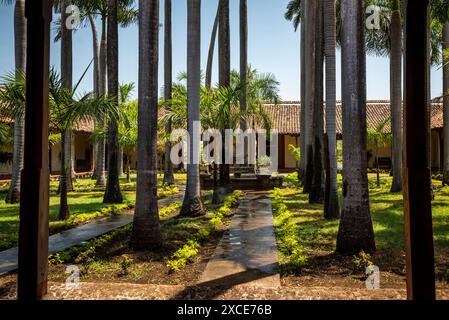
[17,0,52,300]
[403,0,436,300]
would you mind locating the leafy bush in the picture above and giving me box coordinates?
[166,240,200,272]
[353,251,374,271]
[272,188,308,271]
[159,201,182,218]
[257,155,272,168]
[119,254,134,275]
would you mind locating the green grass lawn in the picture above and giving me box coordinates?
[274,173,449,279]
[0,173,186,251]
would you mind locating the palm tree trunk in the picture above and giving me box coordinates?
[118,145,124,176]
[96,15,107,187]
[336,0,375,255]
[61,0,74,192]
[309,0,324,204]
[126,154,131,183]
[323,0,340,218]
[205,2,220,89]
[163,0,175,186]
[303,0,317,194]
[299,0,307,181]
[89,14,100,180]
[58,132,70,220]
[104,0,123,204]
[131,0,162,249]
[443,22,449,185]
[240,0,248,165]
[390,2,403,192]
[6,0,26,204]
[214,0,231,204]
[376,151,380,187]
[181,0,206,216]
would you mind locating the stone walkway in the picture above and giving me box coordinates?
[199,192,280,288]
[0,192,183,275]
[42,282,448,300]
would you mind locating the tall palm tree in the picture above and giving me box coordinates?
[432,0,449,184]
[60,0,75,193]
[323,0,340,218]
[131,0,162,249]
[75,0,138,187]
[0,69,120,220]
[309,0,324,204]
[88,14,101,178]
[389,0,403,192]
[163,0,175,185]
[336,0,375,254]
[3,0,26,204]
[214,0,231,204]
[180,0,206,216]
[444,23,449,184]
[205,1,220,89]
[240,0,248,164]
[299,1,306,181]
[303,0,317,194]
[103,0,123,204]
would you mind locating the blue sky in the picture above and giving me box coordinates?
[0,0,444,100]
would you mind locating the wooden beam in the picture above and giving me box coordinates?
[17,0,52,301]
[403,0,436,300]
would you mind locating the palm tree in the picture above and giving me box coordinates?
[336,0,375,254]
[0,69,120,220]
[240,0,248,164]
[131,0,162,249]
[285,0,306,181]
[74,0,138,187]
[367,118,392,187]
[88,14,101,178]
[180,0,206,216]
[91,85,136,183]
[205,2,220,89]
[388,0,403,192]
[323,0,340,219]
[104,0,123,204]
[303,0,317,195]
[309,0,324,204]
[215,0,231,204]
[59,0,75,193]
[432,0,449,184]
[2,0,26,204]
[163,0,175,185]
[444,23,449,184]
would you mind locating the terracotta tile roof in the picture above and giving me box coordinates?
[263,100,444,135]
[73,119,95,133]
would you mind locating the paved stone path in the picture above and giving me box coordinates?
[41,282,449,300]
[199,192,280,288]
[0,191,183,275]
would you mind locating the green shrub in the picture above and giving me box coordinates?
[119,254,134,275]
[167,240,200,272]
[271,188,308,271]
[353,251,374,271]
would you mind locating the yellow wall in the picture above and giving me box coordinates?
[284,135,299,169]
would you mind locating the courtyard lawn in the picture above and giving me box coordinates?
[274,173,449,288]
[0,173,186,251]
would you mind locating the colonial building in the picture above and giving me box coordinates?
[1,99,445,178]
[264,100,445,172]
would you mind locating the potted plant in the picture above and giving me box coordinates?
[257,155,272,177]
